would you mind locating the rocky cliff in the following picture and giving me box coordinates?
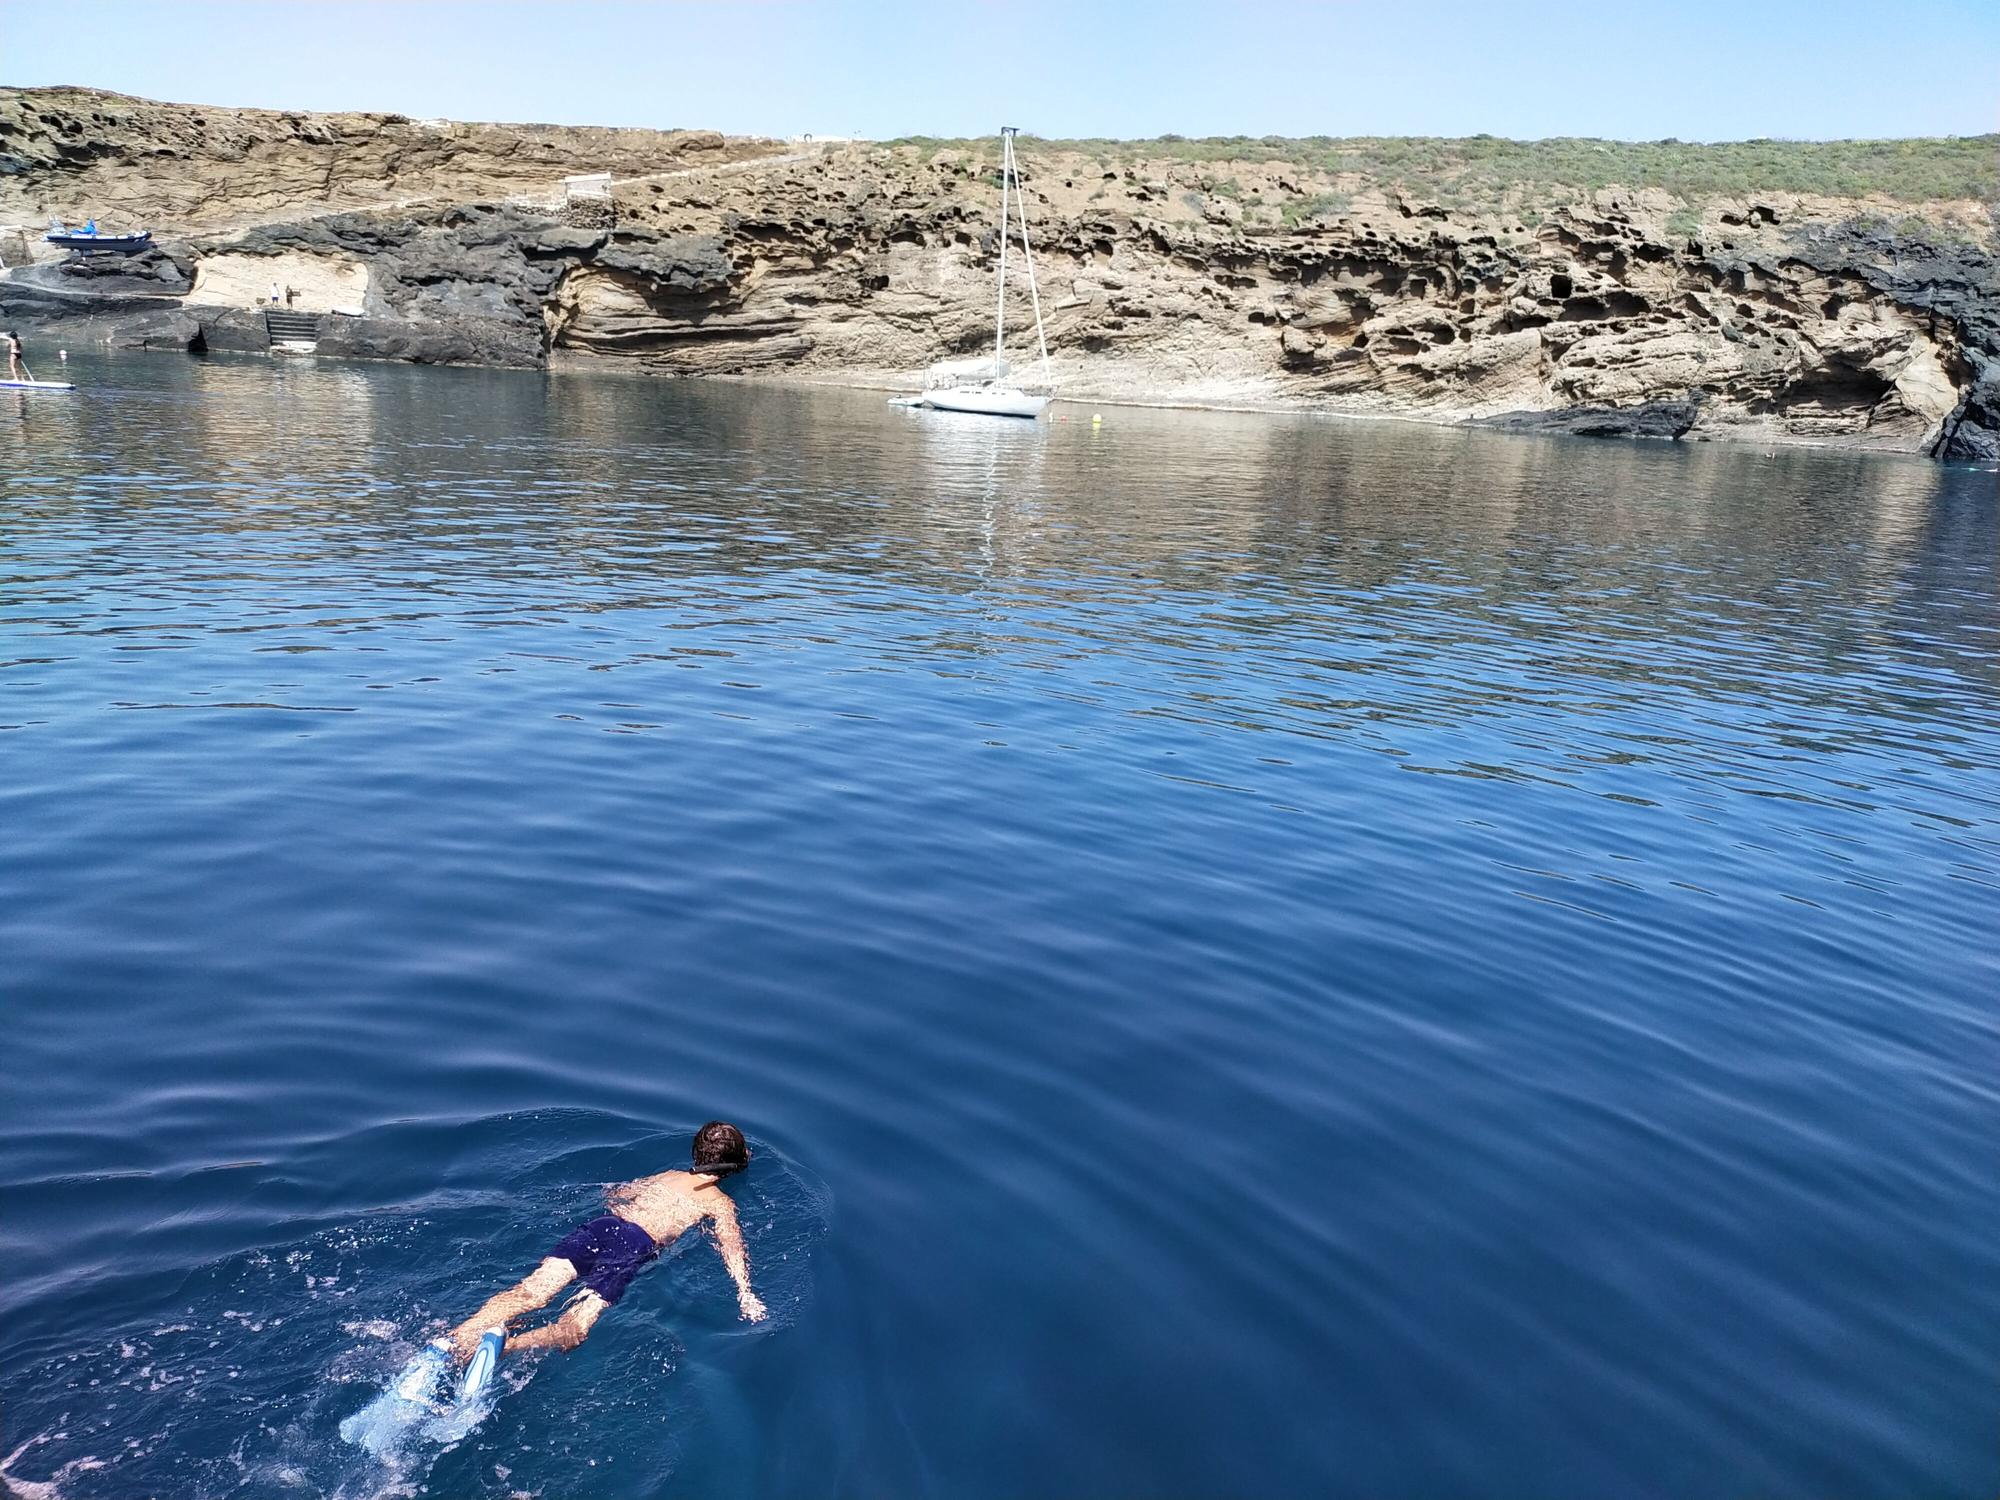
[3,87,1996,459]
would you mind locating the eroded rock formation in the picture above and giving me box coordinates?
[2,87,1995,459]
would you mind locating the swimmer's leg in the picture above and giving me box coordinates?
[504,1288,609,1354]
[449,1256,576,1360]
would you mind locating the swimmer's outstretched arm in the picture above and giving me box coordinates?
[706,1197,767,1322]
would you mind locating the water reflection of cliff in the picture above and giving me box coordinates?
[9,355,1995,727]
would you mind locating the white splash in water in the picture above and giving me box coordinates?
[1,1436,109,1500]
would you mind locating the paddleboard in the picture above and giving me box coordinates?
[0,379,74,391]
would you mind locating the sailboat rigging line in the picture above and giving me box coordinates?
[993,130,1013,370]
[1006,130,1053,385]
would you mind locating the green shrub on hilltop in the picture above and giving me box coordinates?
[1281,191,1354,225]
[888,132,1999,207]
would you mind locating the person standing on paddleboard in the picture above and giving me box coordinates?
[447,1121,768,1361]
[4,331,23,382]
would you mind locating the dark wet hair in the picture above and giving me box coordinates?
[692,1120,750,1178]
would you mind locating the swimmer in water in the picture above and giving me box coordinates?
[448,1121,767,1360]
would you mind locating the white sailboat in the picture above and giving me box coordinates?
[907,127,1052,419]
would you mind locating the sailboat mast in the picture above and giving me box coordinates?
[992,127,1013,369]
[1010,134,1052,385]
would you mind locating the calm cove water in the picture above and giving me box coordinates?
[2,353,1997,1499]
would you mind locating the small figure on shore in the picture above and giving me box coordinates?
[4,329,23,381]
[444,1121,767,1363]
[269,280,281,306]
[285,285,296,307]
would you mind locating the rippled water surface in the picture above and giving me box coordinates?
[3,353,1997,1499]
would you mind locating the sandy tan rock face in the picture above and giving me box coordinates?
[188,251,369,313]
[3,89,1995,458]
[0,86,761,233]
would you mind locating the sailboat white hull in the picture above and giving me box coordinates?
[916,387,1050,419]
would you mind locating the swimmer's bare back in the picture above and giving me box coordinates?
[607,1169,732,1243]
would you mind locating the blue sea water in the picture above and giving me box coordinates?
[2,352,1997,1499]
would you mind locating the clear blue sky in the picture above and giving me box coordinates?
[8,0,1997,141]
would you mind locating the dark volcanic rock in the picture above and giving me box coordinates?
[313,312,542,368]
[178,210,543,377]
[1779,223,2000,461]
[592,234,734,295]
[59,242,193,293]
[216,214,416,260]
[525,225,611,257]
[0,275,180,323]
[105,308,205,351]
[193,306,271,352]
[1473,398,1702,439]
[1935,351,2000,461]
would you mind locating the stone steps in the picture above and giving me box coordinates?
[264,309,322,349]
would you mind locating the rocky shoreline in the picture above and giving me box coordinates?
[3,87,1995,460]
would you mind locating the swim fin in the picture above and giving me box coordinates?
[457,1327,503,1405]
